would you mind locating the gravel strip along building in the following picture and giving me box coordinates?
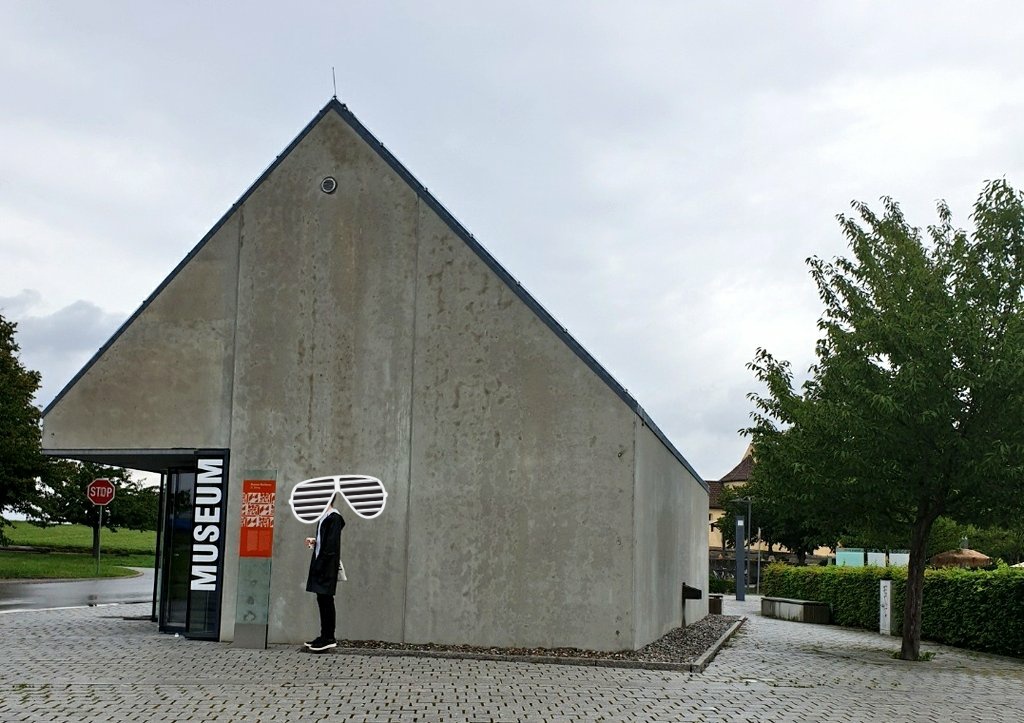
[40,99,709,650]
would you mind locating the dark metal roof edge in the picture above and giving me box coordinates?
[327,101,704,487]
[42,447,225,473]
[42,447,202,457]
[41,102,340,417]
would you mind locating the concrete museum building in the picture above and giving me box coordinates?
[41,100,709,651]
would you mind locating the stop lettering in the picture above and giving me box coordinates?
[87,478,116,506]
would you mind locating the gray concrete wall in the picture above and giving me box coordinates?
[218,109,642,650]
[220,111,419,645]
[41,104,708,652]
[632,419,709,648]
[405,201,638,651]
[41,215,239,451]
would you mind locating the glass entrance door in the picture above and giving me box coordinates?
[159,468,195,632]
[155,453,229,640]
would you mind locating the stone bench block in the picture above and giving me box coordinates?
[761,596,830,624]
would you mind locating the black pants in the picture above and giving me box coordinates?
[316,594,336,639]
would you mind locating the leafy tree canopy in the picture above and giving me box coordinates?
[26,460,156,529]
[746,180,1024,659]
[715,469,836,565]
[20,459,159,555]
[0,313,45,545]
[714,484,747,551]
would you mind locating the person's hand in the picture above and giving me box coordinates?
[305,537,315,549]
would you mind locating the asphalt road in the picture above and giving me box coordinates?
[0,567,154,613]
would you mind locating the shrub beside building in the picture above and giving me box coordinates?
[761,563,1024,658]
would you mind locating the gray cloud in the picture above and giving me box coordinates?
[0,292,124,408]
[3,1,1024,476]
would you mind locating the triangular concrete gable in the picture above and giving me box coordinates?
[43,100,703,486]
[42,101,708,650]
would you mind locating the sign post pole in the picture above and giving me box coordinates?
[86,479,116,576]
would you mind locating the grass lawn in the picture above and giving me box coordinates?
[4,520,156,555]
[1,520,156,579]
[0,551,153,579]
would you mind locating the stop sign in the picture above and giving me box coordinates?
[87,478,116,506]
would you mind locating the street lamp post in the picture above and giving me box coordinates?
[734,514,746,601]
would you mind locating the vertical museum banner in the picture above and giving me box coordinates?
[240,479,276,557]
[187,452,230,640]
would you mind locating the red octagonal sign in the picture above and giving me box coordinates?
[87,478,115,506]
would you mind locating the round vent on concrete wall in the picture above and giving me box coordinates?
[321,176,337,194]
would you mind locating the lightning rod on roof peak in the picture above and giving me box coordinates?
[332,66,338,100]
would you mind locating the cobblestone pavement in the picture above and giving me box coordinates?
[1,596,1022,722]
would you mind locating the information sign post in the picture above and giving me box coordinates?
[233,474,278,649]
[880,579,893,636]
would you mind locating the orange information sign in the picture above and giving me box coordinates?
[239,480,276,558]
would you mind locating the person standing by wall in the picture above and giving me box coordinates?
[304,495,345,652]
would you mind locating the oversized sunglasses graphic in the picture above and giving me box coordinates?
[288,475,388,522]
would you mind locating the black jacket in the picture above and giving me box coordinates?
[305,510,345,595]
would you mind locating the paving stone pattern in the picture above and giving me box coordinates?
[1,596,1022,722]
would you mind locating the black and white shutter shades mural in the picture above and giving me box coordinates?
[288,475,388,523]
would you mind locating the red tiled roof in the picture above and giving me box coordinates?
[719,450,753,483]
[707,480,725,508]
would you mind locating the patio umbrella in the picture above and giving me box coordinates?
[928,548,992,568]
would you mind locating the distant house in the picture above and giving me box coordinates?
[709,444,831,559]
[708,445,753,550]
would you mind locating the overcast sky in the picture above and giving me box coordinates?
[3,2,1024,480]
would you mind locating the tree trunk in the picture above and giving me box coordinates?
[900,514,933,660]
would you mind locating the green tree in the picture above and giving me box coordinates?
[746,476,834,565]
[716,470,834,565]
[922,517,1024,562]
[0,313,46,545]
[747,180,1024,660]
[24,460,158,556]
[715,485,751,551]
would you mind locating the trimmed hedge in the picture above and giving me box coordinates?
[760,563,1024,658]
[709,576,733,594]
